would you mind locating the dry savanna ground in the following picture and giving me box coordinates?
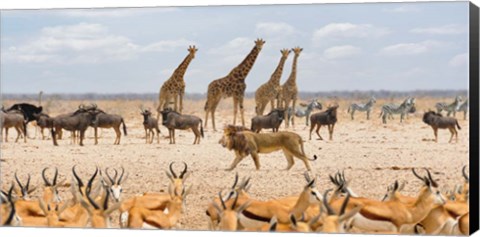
[0,97,470,230]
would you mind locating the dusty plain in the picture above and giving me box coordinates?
[0,97,470,230]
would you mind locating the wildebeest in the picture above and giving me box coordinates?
[422,111,461,143]
[6,103,43,136]
[91,110,127,145]
[0,109,27,143]
[161,108,204,144]
[32,112,54,140]
[51,106,100,146]
[309,104,339,141]
[250,109,285,133]
[140,109,161,144]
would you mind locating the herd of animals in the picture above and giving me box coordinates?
[0,162,470,235]
[0,39,471,234]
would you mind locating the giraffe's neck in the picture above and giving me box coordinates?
[171,54,194,79]
[285,55,299,85]
[229,46,261,80]
[269,56,288,85]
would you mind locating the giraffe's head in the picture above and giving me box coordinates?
[292,47,303,55]
[280,48,291,58]
[254,38,266,50]
[188,45,198,58]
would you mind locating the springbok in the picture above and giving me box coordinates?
[127,184,190,229]
[329,168,446,234]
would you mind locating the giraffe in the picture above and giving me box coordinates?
[204,38,265,131]
[281,47,303,128]
[156,45,198,120]
[254,48,291,116]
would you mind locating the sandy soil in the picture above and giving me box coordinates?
[0,97,469,230]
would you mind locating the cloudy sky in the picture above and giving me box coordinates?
[1,2,470,94]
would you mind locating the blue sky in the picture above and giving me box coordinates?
[1,2,470,94]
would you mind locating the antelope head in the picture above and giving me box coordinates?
[320,189,361,233]
[38,198,71,227]
[42,167,63,203]
[72,165,102,202]
[14,172,37,200]
[381,180,407,202]
[206,173,251,227]
[211,190,251,231]
[2,184,22,226]
[104,167,128,202]
[166,162,189,195]
[301,172,322,204]
[79,168,121,228]
[329,171,358,198]
[412,168,446,205]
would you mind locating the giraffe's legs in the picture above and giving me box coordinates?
[212,107,218,131]
[291,98,297,128]
[179,91,184,114]
[173,94,178,112]
[233,97,239,126]
[157,98,165,121]
[204,108,209,129]
[239,96,245,127]
[284,98,291,128]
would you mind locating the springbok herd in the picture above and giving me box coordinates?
[0,161,470,235]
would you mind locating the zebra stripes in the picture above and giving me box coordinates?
[435,96,463,117]
[379,97,416,124]
[456,98,468,120]
[347,96,376,120]
[286,99,322,126]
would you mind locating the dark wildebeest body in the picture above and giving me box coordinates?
[161,108,204,144]
[33,113,54,140]
[422,111,461,143]
[51,109,99,146]
[141,109,161,144]
[250,109,285,133]
[0,110,27,143]
[6,103,43,137]
[91,112,127,145]
[309,104,339,141]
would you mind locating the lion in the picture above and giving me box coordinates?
[218,125,317,171]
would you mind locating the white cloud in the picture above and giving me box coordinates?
[58,8,179,18]
[380,40,449,56]
[141,39,197,52]
[4,23,138,64]
[312,23,389,46]
[3,23,195,64]
[410,24,467,35]
[449,53,468,67]
[383,5,421,13]
[255,22,295,37]
[208,37,252,56]
[323,45,361,59]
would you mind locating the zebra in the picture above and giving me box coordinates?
[286,99,322,126]
[379,97,416,124]
[347,96,376,120]
[456,98,468,120]
[435,96,463,117]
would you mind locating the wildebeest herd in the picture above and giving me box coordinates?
[0,40,470,234]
